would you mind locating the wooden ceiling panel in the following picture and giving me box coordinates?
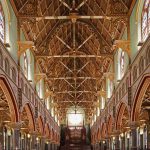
[11,0,134,121]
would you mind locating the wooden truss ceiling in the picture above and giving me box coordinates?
[12,0,134,121]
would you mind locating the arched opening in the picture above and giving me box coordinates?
[97,128,100,142]
[4,58,10,75]
[35,116,44,149]
[116,102,130,150]
[116,48,129,81]
[0,77,19,149]
[52,129,55,142]
[100,123,107,149]
[107,116,115,150]
[0,50,3,67]
[20,103,35,150]
[44,123,50,150]
[132,76,150,149]
[107,116,113,137]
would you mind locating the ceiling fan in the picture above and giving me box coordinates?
[36,0,112,22]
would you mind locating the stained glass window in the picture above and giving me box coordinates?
[24,52,28,78]
[0,3,4,43]
[142,0,150,41]
[120,51,125,76]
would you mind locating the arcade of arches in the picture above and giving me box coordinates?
[0,0,149,150]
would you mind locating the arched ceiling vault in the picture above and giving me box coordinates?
[11,0,134,122]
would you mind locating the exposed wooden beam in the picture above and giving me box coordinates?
[55,91,96,94]
[36,54,112,58]
[10,0,19,16]
[128,0,137,16]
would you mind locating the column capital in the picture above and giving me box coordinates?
[97,90,106,98]
[34,73,46,83]
[29,130,37,135]
[7,122,22,129]
[130,121,139,129]
[114,40,131,57]
[111,130,121,137]
[17,41,34,56]
[103,72,114,81]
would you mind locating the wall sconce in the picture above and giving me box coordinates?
[120,133,124,137]
[140,128,143,135]
[27,134,31,138]
[127,133,130,139]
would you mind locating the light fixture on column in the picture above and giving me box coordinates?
[27,134,31,138]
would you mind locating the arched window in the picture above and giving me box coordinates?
[139,57,144,74]
[133,66,138,82]
[126,77,129,91]
[25,84,28,98]
[31,93,34,104]
[119,88,122,99]
[122,83,125,96]
[5,58,10,75]
[0,3,5,43]
[146,46,150,65]
[116,92,119,103]
[120,51,125,76]
[20,78,24,92]
[0,50,3,67]
[142,0,150,41]
[29,89,31,101]
[12,67,16,83]
[24,52,28,78]
[118,49,125,80]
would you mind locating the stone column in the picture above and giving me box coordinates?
[51,143,54,150]
[13,128,20,150]
[41,137,46,150]
[130,122,138,150]
[31,132,36,150]
[120,135,125,150]
[114,135,120,150]
[99,141,102,150]
[48,142,51,150]
[131,128,138,150]
[106,138,110,150]
[0,126,4,150]
[147,123,150,149]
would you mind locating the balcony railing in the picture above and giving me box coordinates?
[0,41,59,132]
[92,34,150,129]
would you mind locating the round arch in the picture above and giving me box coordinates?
[37,116,44,135]
[21,103,35,131]
[0,76,19,122]
[131,75,150,121]
[101,123,107,139]
[44,123,50,139]
[52,128,55,140]
[107,115,113,136]
[116,102,130,130]
[97,128,101,141]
